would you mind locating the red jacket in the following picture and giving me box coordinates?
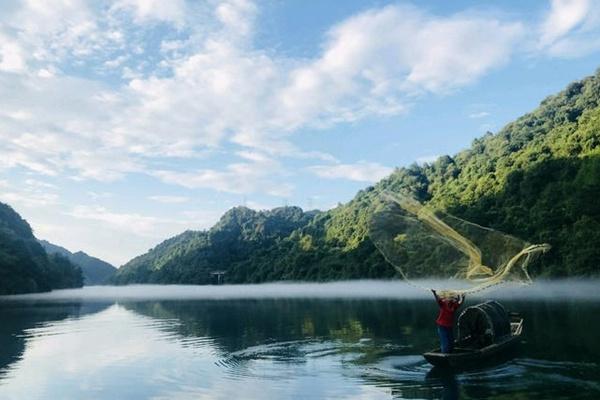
[435,296,462,327]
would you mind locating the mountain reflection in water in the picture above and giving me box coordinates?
[0,282,599,399]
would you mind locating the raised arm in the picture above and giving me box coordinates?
[432,289,442,306]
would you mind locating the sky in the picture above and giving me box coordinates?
[1,0,600,266]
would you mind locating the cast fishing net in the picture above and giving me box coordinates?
[369,192,551,295]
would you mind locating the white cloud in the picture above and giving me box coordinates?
[148,195,189,204]
[468,111,490,119]
[153,150,293,197]
[0,72,145,181]
[104,54,128,69]
[37,67,55,78]
[0,0,593,201]
[308,162,393,183]
[540,0,589,46]
[50,204,226,263]
[120,39,281,154]
[24,179,57,189]
[108,2,524,167]
[180,209,225,223]
[111,0,188,26]
[87,191,114,200]
[0,33,26,72]
[0,0,123,71]
[537,0,600,57]
[0,191,59,208]
[215,0,257,38]
[154,163,293,197]
[66,205,186,238]
[0,179,60,208]
[245,200,276,211]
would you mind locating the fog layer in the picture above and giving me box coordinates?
[1,280,599,302]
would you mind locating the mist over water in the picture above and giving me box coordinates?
[1,279,599,302]
[1,281,599,399]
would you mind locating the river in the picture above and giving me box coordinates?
[0,281,598,399]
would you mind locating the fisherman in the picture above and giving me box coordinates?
[432,289,465,353]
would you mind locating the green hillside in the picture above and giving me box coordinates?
[113,206,319,284]
[0,202,83,294]
[113,69,600,284]
[39,240,117,285]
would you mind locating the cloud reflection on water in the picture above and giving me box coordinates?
[0,282,599,399]
[0,304,392,399]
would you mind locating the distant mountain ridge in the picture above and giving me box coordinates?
[113,206,318,284]
[0,202,83,294]
[39,240,116,285]
[112,68,600,284]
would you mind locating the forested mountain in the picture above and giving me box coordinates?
[113,69,600,285]
[39,240,116,285]
[0,202,83,295]
[113,206,319,284]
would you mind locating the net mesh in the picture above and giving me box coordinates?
[369,192,551,295]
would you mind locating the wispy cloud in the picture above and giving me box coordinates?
[87,191,114,200]
[4,0,596,196]
[153,152,293,197]
[468,111,490,119]
[66,205,190,238]
[110,0,188,26]
[148,195,189,204]
[245,200,277,211]
[540,0,589,46]
[0,191,59,208]
[24,179,57,189]
[0,179,60,207]
[0,0,528,195]
[0,0,597,197]
[537,0,600,57]
[308,162,393,183]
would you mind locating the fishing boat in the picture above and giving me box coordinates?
[423,300,523,369]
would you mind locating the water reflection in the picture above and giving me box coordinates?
[0,301,110,377]
[124,299,435,354]
[0,291,598,399]
[123,299,600,399]
[426,368,459,400]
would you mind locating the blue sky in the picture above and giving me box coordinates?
[1,0,600,265]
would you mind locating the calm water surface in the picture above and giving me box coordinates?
[0,282,599,400]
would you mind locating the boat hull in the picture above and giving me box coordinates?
[423,333,521,369]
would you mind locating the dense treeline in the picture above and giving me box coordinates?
[113,206,318,284]
[40,240,117,285]
[0,202,83,295]
[114,69,600,284]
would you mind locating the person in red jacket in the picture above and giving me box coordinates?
[432,289,465,353]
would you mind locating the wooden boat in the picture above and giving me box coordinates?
[423,301,523,369]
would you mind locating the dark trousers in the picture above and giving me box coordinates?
[437,325,454,353]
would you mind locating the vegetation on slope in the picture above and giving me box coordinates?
[114,69,600,284]
[40,240,117,285]
[0,202,83,294]
[113,206,318,284]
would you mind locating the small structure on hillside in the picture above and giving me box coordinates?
[210,270,227,285]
